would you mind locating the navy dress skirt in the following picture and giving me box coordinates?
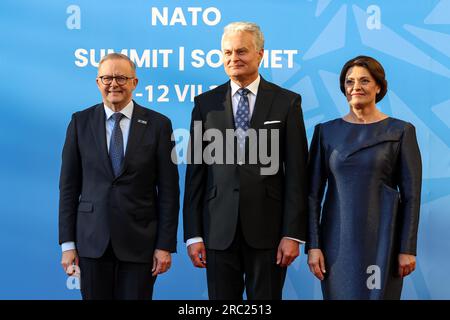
[307,117,422,300]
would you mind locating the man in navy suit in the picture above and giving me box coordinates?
[59,53,179,299]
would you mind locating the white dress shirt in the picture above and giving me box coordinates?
[61,101,134,252]
[186,76,304,247]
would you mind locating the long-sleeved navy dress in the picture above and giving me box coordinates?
[307,117,422,300]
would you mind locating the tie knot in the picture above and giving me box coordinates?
[111,112,124,123]
[238,88,250,97]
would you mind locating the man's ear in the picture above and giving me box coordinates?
[258,49,264,64]
[259,48,264,59]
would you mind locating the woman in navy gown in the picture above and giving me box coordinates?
[307,56,422,299]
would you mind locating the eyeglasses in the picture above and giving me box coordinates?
[98,75,134,86]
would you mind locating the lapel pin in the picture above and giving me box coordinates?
[137,119,147,125]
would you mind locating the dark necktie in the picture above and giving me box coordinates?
[235,88,251,152]
[109,112,124,177]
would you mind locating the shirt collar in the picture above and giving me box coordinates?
[104,100,134,120]
[230,75,260,97]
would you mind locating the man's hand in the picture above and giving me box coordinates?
[307,248,326,280]
[152,249,172,277]
[187,242,207,268]
[61,249,79,275]
[398,253,416,278]
[276,238,300,267]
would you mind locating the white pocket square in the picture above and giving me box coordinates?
[264,120,281,125]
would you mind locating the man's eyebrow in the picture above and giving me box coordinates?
[223,47,248,51]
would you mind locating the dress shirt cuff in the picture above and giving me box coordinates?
[61,241,76,252]
[186,237,204,247]
[283,236,305,244]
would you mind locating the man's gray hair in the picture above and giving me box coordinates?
[221,21,265,51]
[98,53,136,74]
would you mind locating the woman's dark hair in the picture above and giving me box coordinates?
[339,55,388,103]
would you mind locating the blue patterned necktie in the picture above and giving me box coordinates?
[235,88,251,152]
[109,112,125,177]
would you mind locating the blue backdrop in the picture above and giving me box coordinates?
[1,0,449,299]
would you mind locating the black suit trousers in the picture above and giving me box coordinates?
[79,242,156,300]
[206,222,287,300]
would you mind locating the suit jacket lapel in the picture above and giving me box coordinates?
[207,82,234,132]
[90,103,114,179]
[117,102,149,177]
[221,83,235,131]
[250,77,275,129]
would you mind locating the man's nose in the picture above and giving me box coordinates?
[230,51,239,60]
[110,77,119,86]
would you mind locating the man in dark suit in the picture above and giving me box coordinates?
[183,22,308,299]
[59,53,179,300]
